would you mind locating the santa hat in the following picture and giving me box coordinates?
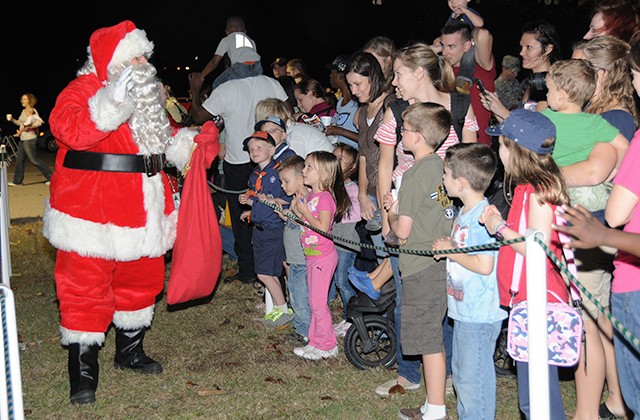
[89,20,154,81]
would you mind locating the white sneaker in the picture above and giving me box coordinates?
[293,344,314,357]
[333,320,351,338]
[7,182,20,187]
[301,345,338,360]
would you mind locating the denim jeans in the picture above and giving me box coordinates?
[329,249,357,319]
[219,226,237,260]
[452,319,502,419]
[287,263,310,337]
[368,194,387,261]
[516,361,566,420]
[612,290,640,417]
[212,62,263,90]
[13,139,53,184]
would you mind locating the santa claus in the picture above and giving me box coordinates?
[43,20,197,404]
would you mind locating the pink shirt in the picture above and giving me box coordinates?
[341,180,361,223]
[612,129,640,293]
[300,190,337,258]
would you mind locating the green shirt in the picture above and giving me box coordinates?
[543,108,618,167]
[398,154,454,277]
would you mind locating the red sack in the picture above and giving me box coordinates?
[167,121,222,304]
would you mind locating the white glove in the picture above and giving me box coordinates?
[112,66,134,103]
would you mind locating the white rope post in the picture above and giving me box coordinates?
[525,228,550,420]
[0,152,12,285]
[0,286,24,419]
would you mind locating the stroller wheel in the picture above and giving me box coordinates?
[344,314,396,370]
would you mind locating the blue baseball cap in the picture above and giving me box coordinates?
[486,109,556,154]
[254,116,286,132]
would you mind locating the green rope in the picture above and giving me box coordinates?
[208,181,248,195]
[258,199,524,256]
[533,236,640,352]
[242,198,640,352]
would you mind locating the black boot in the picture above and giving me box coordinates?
[113,328,163,374]
[68,343,99,404]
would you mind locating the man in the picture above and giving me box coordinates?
[44,20,201,404]
[188,70,288,284]
[494,55,523,111]
[438,20,496,146]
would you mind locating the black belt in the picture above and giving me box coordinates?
[63,151,165,177]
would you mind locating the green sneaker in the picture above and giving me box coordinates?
[264,307,293,322]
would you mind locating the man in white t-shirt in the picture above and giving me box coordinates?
[189,73,288,283]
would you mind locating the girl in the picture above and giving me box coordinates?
[291,151,350,360]
[330,143,360,337]
[479,109,570,419]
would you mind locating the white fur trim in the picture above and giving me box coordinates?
[42,176,178,261]
[89,85,134,132]
[109,28,154,72]
[165,128,197,172]
[60,327,105,346]
[112,305,154,330]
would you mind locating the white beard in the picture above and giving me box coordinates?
[127,63,172,155]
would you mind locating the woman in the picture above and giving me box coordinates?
[6,93,53,186]
[369,42,478,399]
[294,79,336,127]
[571,34,636,420]
[482,21,561,118]
[363,35,396,94]
[574,35,637,141]
[584,0,640,42]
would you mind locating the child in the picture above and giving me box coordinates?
[238,131,292,327]
[199,16,262,90]
[432,143,507,419]
[254,116,297,163]
[385,103,455,420]
[290,151,351,360]
[329,143,360,337]
[542,59,629,420]
[479,109,570,419]
[276,156,311,344]
[17,107,43,136]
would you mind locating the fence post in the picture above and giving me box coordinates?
[525,228,550,420]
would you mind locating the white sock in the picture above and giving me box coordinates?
[275,304,288,311]
[423,403,446,420]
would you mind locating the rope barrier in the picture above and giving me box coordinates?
[208,181,248,195]
[211,192,640,352]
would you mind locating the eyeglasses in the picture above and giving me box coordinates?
[400,126,417,134]
[266,128,285,135]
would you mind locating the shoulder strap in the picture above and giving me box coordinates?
[450,93,471,141]
[389,98,409,141]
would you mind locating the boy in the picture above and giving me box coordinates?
[238,131,292,327]
[276,156,312,343]
[432,143,507,420]
[254,115,297,162]
[199,16,262,90]
[385,103,455,420]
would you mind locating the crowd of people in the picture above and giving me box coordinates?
[30,0,640,418]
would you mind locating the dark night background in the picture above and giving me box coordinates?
[2,0,592,135]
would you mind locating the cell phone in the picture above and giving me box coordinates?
[475,78,486,94]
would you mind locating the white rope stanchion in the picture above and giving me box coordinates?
[525,228,550,420]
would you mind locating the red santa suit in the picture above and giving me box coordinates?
[43,21,195,346]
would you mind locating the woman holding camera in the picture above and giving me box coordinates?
[481,21,561,119]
